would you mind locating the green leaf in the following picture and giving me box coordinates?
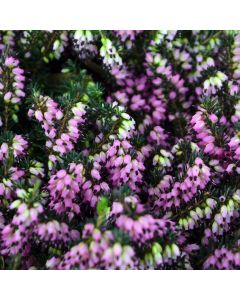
[96,196,110,227]
[97,196,109,216]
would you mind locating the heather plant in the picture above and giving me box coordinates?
[0,30,240,270]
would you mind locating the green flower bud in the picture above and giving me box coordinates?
[154,253,163,265]
[53,39,60,51]
[183,219,188,230]
[204,206,212,218]
[16,189,27,199]
[171,244,180,257]
[212,221,218,233]
[233,193,240,202]
[190,210,198,219]
[152,242,162,255]
[118,127,126,139]
[43,56,49,63]
[23,209,30,219]
[145,253,154,265]
[196,207,203,218]
[121,112,131,120]
[12,114,18,123]
[10,200,21,209]
[163,245,172,259]
[212,77,222,87]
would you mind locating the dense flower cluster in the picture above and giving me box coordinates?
[0,30,240,269]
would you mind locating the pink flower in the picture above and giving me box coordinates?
[91,169,101,180]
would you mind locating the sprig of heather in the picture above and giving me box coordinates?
[0,57,25,127]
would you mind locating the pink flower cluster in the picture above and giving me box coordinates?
[1,202,43,256]
[0,57,25,105]
[47,223,137,270]
[28,97,86,164]
[203,248,240,270]
[48,163,85,219]
[150,157,210,210]
[106,140,145,191]
[191,108,226,159]
[35,220,80,246]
